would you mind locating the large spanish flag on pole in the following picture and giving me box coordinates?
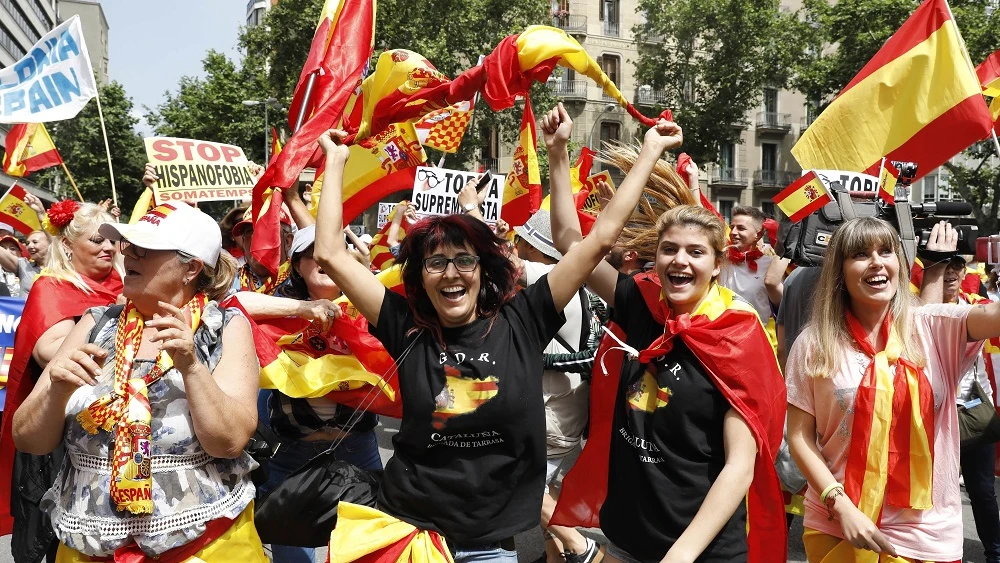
[3,123,63,177]
[791,0,994,181]
[500,100,541,227]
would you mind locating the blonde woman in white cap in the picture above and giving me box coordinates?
[13,202,266,561]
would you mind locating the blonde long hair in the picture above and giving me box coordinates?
[45,203,122,293]
[601,143,696,263]
[801,217,925,378]
[178,251,238,303]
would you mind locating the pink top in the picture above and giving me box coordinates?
[786,304,981,561]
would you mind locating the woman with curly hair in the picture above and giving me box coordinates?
[312,118,682,563]
[0,200,122,562]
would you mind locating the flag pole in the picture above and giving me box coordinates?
[991,129,1000,158]
[59,161,85,202]
[93,85,118,207]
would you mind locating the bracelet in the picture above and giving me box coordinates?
[819,482,844,504]
[825,487,845,521]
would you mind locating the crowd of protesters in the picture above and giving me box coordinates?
[0,103,999,563]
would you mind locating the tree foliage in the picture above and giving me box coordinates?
[633,0,804,164]
[40,81,146,211]
[790,0,1000,232]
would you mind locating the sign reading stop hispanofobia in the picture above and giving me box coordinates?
[410,166,503,224]
[144,137,257,203]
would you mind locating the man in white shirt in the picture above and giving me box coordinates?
[718,205,775,324]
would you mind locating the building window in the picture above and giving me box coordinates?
[761,200,776,220]
[600,54,620,87]
[763,88,778,114]
[719,143,735,170]
[601,0,619,35]
[0,22,25,59]
[0,0,42,43]
[761,143,777,172]
[717,199,736,225]
[600,121,621,145]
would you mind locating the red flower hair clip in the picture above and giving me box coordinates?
[42,200,81,236]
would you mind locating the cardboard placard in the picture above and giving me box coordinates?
[144,137,256,203]
[377,202,395,229]
[410,166,502,223]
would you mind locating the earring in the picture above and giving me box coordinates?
[183,279,189,286]
[65,251,72,260]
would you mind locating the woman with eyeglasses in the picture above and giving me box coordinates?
[312,121,682,563]
[0,201,123,562]
[13,202,266,561]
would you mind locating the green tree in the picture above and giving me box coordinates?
[40,81,147,212]
[790,0,1000,232]
[633,0,805,164]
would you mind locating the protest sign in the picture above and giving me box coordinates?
[410,167,503,224]
[145,137,256,203]
[0,296,23,402]
[0,16,97,123]
[813,170,881,198]
[377,202,395,229]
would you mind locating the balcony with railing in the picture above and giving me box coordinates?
[548,79,588,100]
[710,167,749,188]
[635,86,667,107]
[755,112,792,135]
[552,14,587,35]
[603,21,620,36]
[482,157,501,174]
[800,115,816,132]
[753,169,798,188]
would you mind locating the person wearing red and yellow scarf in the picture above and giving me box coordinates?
[231,206,294,295]
[0,202,121,561]
[12,202,265,562]
[784,219,1000,563]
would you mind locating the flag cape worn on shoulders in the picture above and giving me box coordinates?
[791,0,994,182]
[500,100,541,227]
[0,184,41,235]
[3,123,63,177]
[550,274,787,563]
[0,269,123,533]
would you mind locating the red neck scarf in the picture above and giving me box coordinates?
[843,310,934,522]
[726,246,764,272]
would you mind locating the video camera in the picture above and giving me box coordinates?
[777,162,979,268]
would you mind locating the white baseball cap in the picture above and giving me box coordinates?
[99,202,222,267]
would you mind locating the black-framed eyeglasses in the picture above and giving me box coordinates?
[416,168,442,189]
[120,240,148,259]
[423,254,480,274]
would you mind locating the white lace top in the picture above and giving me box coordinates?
[40,303,258,557]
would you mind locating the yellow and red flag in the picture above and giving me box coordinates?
[878,159,900,203]
[270,127,283,161]
[3,123,63,177]
[539,147,610,235]
[0,185,41,235]
[368,204,407,272]
[791,0,994,181]
[128,188,157,225]
[251,0,374,273]
[414,99,474,153]
[977,48,1000,132]
[774,171,833,223]
[501,100,541,227]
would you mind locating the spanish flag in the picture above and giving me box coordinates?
[977,48,1000,130]
[539,148,609,235]
[500,100,541,227]
[0,184,41,235]
[791,0,994,181]
[773,171,832,223]
[270,127,283,160]
[550,276,787,563]
[368,204,407,272]
[878,159,900,203]
[128,188,157,225]
[3,123,63,177]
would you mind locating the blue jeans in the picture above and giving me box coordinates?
[259,431,383,563]
[450,544,519,563]
[961,442,1000,563]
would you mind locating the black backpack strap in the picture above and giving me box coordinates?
[88,304,124,344]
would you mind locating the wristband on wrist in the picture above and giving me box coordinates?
[820,482,844,504]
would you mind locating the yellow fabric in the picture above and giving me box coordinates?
[259,350,396,400]
[803,528,950,563]
[4,123,58,177]
[128,188,156,225]
[792,21,983,173]
[0,186,41,231]
[503,102,540,209]
[55,502,266,562]
[356,51,450,141]
[878,164,898,199]
[983,76,1000,120]
[776,173,829,220]
[329,502,454,563]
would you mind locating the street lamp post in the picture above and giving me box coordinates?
[588,103,618,152]
[242,97,281,163]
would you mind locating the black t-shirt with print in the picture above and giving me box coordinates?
[370,275,565,546]
[600,274,747,563]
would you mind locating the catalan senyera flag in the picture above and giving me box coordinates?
[250,0,374,274]
[774,171,833,223]
[309,120,427,225]
[501,100,541,227]
[791,0,994,181]
[347,25,659,144]
[0,184,41,235]
[3,123,63,177]
[550,277,787,563]
[878,159,900,203]
[368,204,406,271]
[271,127,283,160]
[977,49,1000,131]
[414,100,474,153]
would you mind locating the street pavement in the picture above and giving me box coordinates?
[0,416,994,562]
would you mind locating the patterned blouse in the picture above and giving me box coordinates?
[40,302,258,557]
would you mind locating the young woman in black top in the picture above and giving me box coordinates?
[312,122,683,563]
